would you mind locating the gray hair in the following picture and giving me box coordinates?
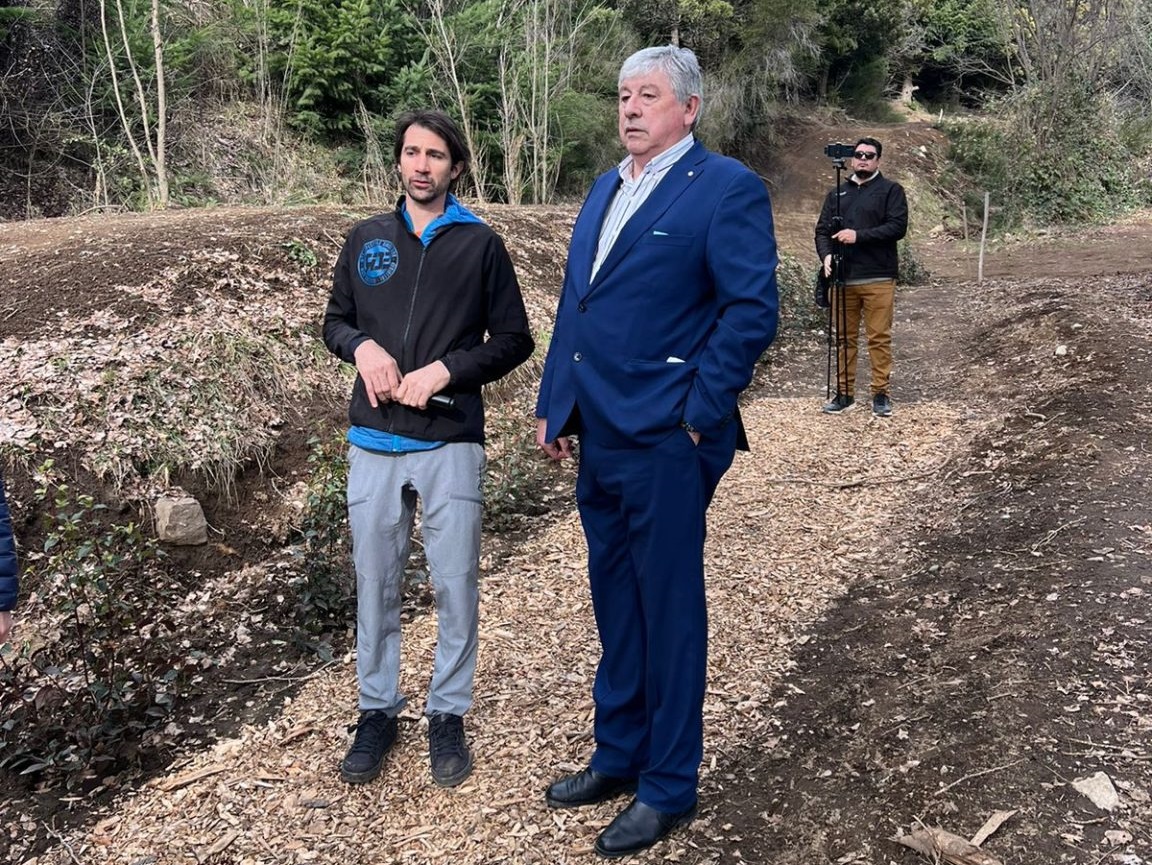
[618,46,704,121]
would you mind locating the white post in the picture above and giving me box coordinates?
[978,192,990,282]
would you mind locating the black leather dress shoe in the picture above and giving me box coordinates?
[545,767,638,809]
[594,799,698,858]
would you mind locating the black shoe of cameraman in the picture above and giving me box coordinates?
[822,393,855,414]
[872,393,892,417]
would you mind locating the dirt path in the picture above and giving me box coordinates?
[697,240,1152,864]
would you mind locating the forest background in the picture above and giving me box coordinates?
[2,0,1152,228]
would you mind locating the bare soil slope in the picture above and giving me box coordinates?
[2,122,1151,865]
[713,255,1152,865]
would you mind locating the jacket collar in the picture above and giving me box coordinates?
[395,194,484,246]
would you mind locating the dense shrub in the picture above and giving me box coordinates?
[257,0,425,138]
[292,433,354,638]
[944,82,1150,228]
[776,250,825,333]
[899,238,930,285]
[0,473,181,786]
[839,56,904,122]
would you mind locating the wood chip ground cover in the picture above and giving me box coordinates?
[15,398,974,865]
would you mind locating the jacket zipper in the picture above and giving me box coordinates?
[389,245,427,433]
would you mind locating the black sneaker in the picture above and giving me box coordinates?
[822,393,855,414]
[340,710,397,784]
[872,393,892,417]
[428,712,473,787]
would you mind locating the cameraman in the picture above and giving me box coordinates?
[815,137,908,417]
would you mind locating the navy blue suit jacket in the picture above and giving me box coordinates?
[0,474,18,612]
[536,140,779,449]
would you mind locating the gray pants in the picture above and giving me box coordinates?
[347,442,485,717]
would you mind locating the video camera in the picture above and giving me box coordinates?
[824,142,856,161]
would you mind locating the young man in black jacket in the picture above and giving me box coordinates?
[323,110,534,788]
[815,136,908,417]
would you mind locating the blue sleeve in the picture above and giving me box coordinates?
[683,168,780,436]
[0,475,19,612]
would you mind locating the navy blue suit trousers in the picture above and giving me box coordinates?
[577,422,736,812]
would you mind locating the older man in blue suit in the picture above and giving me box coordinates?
[535,45,779,858]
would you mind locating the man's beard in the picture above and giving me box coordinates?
[855,167,876,180]
[403,176,449,204]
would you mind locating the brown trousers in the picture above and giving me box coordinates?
[831,278,895,397]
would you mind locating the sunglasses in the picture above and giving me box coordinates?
[853,151,879,160]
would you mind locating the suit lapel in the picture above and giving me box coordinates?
[589,141,708,290]
[571,172,623,295]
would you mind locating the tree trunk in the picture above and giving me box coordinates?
[900,75,918,105]
[151,0,169,207]
[97,0,152,205]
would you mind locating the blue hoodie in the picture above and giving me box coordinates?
[0,474,18,612]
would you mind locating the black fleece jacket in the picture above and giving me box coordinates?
[323,200,534,444]
[815,172,909,282]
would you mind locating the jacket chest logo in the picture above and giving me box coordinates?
[358,239,399,286]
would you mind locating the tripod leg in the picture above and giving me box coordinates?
[826,297,834,399]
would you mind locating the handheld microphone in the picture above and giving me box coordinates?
[429,394,455,409]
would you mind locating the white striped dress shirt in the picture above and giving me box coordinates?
[590,134,696,283]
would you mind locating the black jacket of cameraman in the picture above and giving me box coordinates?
[815,173,908,282]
